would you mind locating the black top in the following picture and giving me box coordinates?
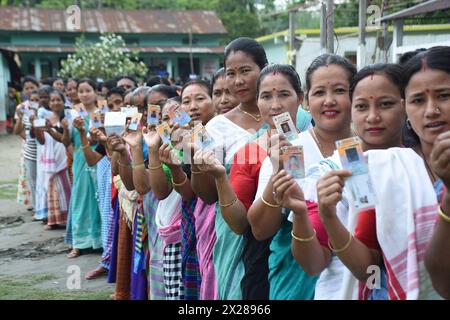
[95,143,107,157]
[241,227,272,300]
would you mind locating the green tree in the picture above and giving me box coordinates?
[58,33,147,81]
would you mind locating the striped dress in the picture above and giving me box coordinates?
[97,156,113,269]
[144,191,166,300]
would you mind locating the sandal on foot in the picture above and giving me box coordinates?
[67,249,81,259]
[85,266,108,280]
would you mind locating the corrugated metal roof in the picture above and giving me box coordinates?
[0,7,227,34]
[0,45,225,54]
[380,0,450,22]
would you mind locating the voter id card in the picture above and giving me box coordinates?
[272,112,300,142]
[336,137,376,210]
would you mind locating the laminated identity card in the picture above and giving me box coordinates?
[191,123,214,150]
[282,146,305,179]
[147,104,161,126]
[273,112,300,143]
[336,137,376,210]
[128,113,142,131]
[156,122,172,145]
[121,105,139,118]
[104,112,127,136]
[167,101,191,127]
[90,111,104,128]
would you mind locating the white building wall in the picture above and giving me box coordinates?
[261,29,450,89]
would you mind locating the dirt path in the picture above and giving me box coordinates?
[0,134,114,299]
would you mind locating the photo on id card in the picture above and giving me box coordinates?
[128,113,142,131]
[147,104,161,126]
[90,111,104,128]
[336,137,367,175]
[336,137,376,209]
[272,112,299,142]
[282,146,305,179]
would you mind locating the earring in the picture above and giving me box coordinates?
[435,106,441,114]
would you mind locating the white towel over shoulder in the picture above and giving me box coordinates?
[367,147,441,300]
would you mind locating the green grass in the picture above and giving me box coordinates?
[0,179,18,200]
[0,274,114,300]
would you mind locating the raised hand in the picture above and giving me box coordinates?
[268,131,292,173]
[108,134,127,154]
[193,148,226,178]
[73,116,85,134]
[159,143,181,168]
[317,170,352,221]
[90,127,107,143]
[142,125,161,153]
[61,118,69,130]
[123,129,143,148]
[272,169,307,214]
[430,131,450,189]
[171,123,191,150]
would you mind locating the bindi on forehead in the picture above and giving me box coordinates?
[425,88,430,93]
[369,95,374,99]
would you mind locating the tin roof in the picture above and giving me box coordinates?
[0,45,225,54]
[0,6,227,35]
[380,0,450,22]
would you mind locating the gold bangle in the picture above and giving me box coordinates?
[328,231,353,253]
[117,159,132,168]
[172,173,188,187]
[438,205,450,223]
[261,195,281,208]
[291,229,316,242]
[133,162,145,169]
[148,163,163,170]
[219,197,237,208]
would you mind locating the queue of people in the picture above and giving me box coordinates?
[11,37,450,300]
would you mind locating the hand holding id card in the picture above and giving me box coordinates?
[104,112,127,136]
[191,123,214,150]
[167,101,191,127]
[74,103,88,119]
[273,112,300,143]
[90,111,104,128]
[64,109,79,125]
[282,146,305,179]
[336,137,377,210]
